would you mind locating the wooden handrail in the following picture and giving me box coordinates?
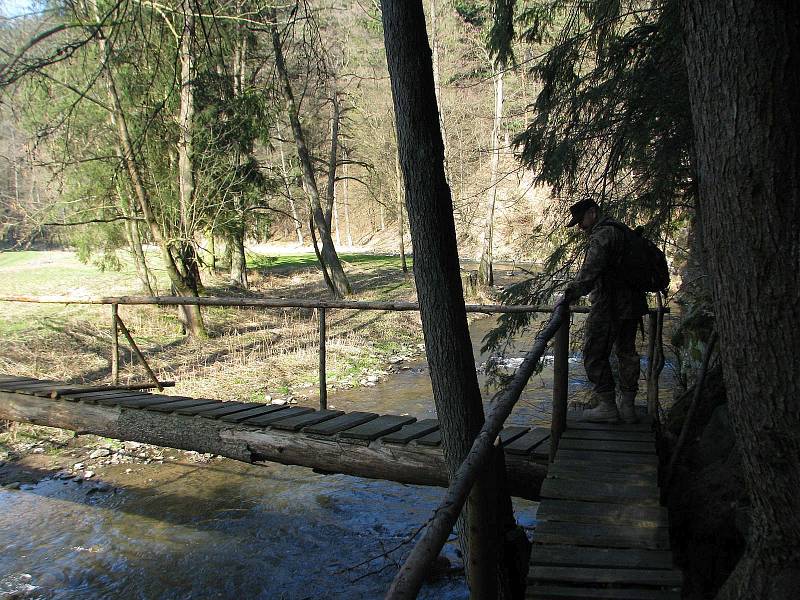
[386,304,570,600]
[0,294,592,314]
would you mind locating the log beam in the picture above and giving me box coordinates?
[0,391,546,499]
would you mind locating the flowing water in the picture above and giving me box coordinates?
[1,268,675,599]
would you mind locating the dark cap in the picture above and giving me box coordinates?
[566,198,599,227]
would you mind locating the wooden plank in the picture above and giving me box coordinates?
[555,450,658,466]
[499,426,530,446]
[145,399,220,413]
[529,565,682,587]
[530,544,674,570]
[541,478,661,506]
[532,439,552,460]
[267,409,344,432]
[415,429,441,447]
[6,380,60,392]
[303,412,379,436]
[0,375,39,384]
[561,429,653,443]
[537,499,668,528]
[219,404,290,423]
[533,522,670,550]
[340,415,417,441]
[195,402,257,418]
[244,406,315,427]
[99,395,190,409]
[381,419,439,444]
[548,463,657,486]
[62,390,152,403]
[558,438,655,455]
[170,400,226,416]
[554,458,658,476]
[526,585,680,600]
[87,393,163,407]
[565,420,653,433]
[505,428,550,455]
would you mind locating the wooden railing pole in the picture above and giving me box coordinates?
[550,308,569,462]
[111,303,119,385]
[647,311,658,415]
[319,307,327,410]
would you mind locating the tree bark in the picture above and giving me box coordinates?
[681,2,800,598]
[270,10,351,297]
[479,70,503,287]
[381,2,521,597]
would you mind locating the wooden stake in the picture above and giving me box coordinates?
[319,307,327,410]
[111,303,119,385]
[550,308,569,462]
[115,315,163,391]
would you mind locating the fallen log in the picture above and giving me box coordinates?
[0,391,546,500]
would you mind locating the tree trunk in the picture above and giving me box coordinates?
[92,0,206,337]
[270,10,351,297]
[279,138,304,245]
[119,189,154,295]
[381,2,522,597]
[681,2,800,598]
[229,230,247,288]
[429,0,452,188]
[343,150,353,247]
[479,70,503,287]
[395,150,408,273]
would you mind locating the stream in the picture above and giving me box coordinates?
[0,269,675,599]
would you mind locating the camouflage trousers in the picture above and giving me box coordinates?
[583,313,641,396]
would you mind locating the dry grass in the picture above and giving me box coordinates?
[0,249,425,407]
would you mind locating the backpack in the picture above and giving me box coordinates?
[599,221,670,293]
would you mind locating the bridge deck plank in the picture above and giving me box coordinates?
[530,544,673,570]
[340,415,417,441]
[505,428,550,455]
[381,419,439,444]
[303,412,379,436]
[245,406,315,427]
[219,404,290,423]
[269,409,344,431]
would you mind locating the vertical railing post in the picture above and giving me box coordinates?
[550,308,569,462]
[319,307,327,410]
[111,303,119,385]
[647,311,658,415]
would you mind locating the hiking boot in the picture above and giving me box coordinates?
[618,391,639,424]
[581,392,619,423]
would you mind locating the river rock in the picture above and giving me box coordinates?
[73,462,85,471]
[271,398,287,405]
[89,448,111,459]
[32,447,44,454]
[3,481,21,490]
[83,470,94,479]
[366,374,379,383]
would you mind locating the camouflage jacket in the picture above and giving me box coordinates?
[565,215,649,320]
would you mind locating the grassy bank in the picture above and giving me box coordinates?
[0,249,423,406]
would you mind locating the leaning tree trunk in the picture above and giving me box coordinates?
[681,2,800,598]
[279,137,304,245]
[381,1,524,597]
[92,0,206,338]
[479,69,503,287]
[269,10,351,298]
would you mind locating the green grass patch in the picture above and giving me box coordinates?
[248,252,412,273]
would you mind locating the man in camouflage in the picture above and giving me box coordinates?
[559,198,648,423]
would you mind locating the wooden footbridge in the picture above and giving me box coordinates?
[0,374,548,499]
[0,295,679,599]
